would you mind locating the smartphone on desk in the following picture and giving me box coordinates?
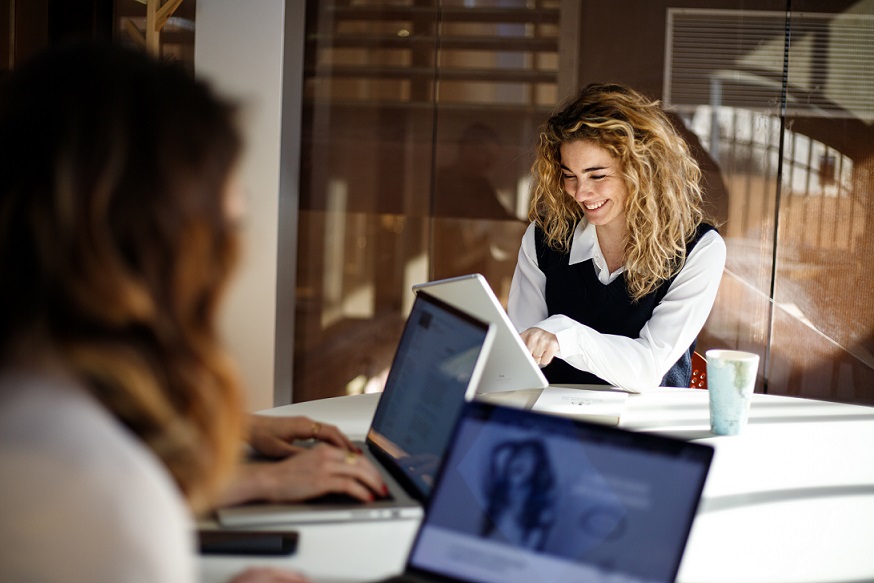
[198,529,299,556]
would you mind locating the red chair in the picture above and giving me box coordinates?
[690,351,707,389]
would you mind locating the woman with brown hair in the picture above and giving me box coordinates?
[0,44,380,582]
[509,83,726,391]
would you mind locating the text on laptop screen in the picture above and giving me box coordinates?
[408,404,713,583]
[367,294,491,497]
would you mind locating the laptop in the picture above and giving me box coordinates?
[217,291,495,526]
[412,274,548,393]
[378,400,714,583]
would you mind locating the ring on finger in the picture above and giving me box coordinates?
[311,422,322,438]
[345,451,358,465]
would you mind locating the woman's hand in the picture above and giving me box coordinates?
[256,444,387,503]
[219,443,388,507]
[247,414,359,458]
[520,327,559,367]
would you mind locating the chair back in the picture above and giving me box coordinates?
[690,351,707,389]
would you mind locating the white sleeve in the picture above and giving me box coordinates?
[0,384,197,583]
[527,230,727,393]
[2,452,197,583]
[508,222,549,332]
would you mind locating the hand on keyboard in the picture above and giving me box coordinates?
[219,443,389,507]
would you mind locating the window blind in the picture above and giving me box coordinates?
[664,8,874,122]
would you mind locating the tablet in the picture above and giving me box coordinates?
[412,274,548,393]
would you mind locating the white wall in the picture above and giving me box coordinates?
[194,0,286,411]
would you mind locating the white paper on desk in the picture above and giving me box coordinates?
[531,386,628,425]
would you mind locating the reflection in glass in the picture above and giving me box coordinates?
[295,0,557,401]
[294,1,874,406]
[665,6,874,404]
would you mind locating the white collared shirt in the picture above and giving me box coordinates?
[508,221,726,392]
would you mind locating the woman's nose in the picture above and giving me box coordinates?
[567,183,587,201]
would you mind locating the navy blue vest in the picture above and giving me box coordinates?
[534,223,715,387]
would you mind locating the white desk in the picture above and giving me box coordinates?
[200,389,874,583]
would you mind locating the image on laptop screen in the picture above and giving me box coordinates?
[367,292,495,497]
[405,402,713,583]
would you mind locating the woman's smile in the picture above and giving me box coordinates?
[559,139,629,230]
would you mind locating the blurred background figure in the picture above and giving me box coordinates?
[434,122,516,221]
[432,123,526,296]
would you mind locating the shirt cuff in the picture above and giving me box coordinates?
[533,315,582,360]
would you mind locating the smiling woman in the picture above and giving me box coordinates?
[507,83,727,392]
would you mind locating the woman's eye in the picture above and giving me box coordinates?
[562,174,576,180]
[591,175,606,180]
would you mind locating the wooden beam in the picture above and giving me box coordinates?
[145,0,158,56]
[144,0,184,56]
[155,0,183,31]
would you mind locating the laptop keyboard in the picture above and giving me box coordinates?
[306,490,395,506]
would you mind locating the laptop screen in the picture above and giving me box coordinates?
[367,292,493,499]
[407,402,713,583]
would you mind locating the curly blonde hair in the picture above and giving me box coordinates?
[529,83,706,302]
[0,45,245,514]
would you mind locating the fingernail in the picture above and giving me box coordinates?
[382,484,389,495]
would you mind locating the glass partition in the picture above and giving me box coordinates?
[769,5,874,403]
[295,0,874,406]
[294,0,558,401]
[664,5,874,403]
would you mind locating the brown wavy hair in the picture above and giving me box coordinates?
[0,44,244,513]
[529,83,705,301]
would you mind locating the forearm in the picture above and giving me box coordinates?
[215,463,276,507]
[554,324,664,392]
